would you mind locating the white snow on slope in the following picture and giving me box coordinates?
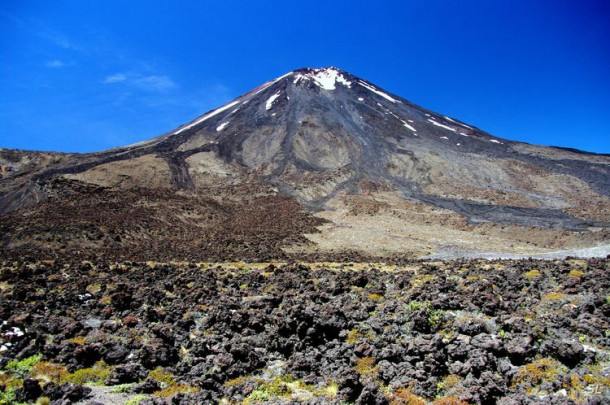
[358,81,401,103]
[445,115,474,129]
[319,68,351,89]
[490,139,503,144]
[292,68,352,90]
[402,121,417,132]
[427,119,456,132]
[216,122,229,132]
[310,68,351,90]
[384,107,417,132]
[174,100,241,134]
[266,91,281,110]
[273,71,293,82]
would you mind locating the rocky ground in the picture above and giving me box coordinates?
[1,258,609,404]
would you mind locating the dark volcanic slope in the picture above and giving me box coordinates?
[165,68,610,213]
[1,67,609,259]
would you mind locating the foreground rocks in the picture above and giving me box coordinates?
[1,258,609,404]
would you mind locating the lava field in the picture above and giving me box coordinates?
[1,258,609,404]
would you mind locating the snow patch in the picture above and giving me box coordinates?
[380,105,417,133]
[446,115,474,129]
[490,139,503,144]
[441,136,449,140]
[266,91,281,111]
[358,81,400,103]
[445,116,466,125]
[293,74,308,85]
[402,121,417,132]
[174,100,240,135]
[428,119,456,132]
[292,68,352,90]
[311,68,352,90]
[358,97,364,101]
[216,121,230,132]
[273,71,293,82]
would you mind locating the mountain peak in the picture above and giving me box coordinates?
[288,67,353,90]
[1,67,609,260]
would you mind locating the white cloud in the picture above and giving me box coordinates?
[45,60,64,68]
[134,75,176,91]
[104,73,128,83]
[103,72,176,92]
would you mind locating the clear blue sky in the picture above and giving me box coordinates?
[1,1,609,153]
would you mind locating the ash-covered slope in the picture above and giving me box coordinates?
[139,67,610,229]
[1,67,609,259]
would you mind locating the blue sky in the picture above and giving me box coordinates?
[1,1,609,153]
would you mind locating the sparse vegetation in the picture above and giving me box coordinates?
[6,354,43,377]
[124,395,147,405]
[523,269,541,280]
[511,357,567,394]
[1,258,608,403]
[148,367,176,387]
[386,386,426,405]
[354,356,379,380]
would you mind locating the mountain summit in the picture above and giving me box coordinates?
[1,67,609,260]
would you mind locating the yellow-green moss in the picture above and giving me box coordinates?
[32,361,69,384]
[386,386,426,405]
[65,361,113,385]
[124,395,147,405]
[436,374,464,398]
[68,336,87,345]
[523,270,541,280]
[224,376,247,387]
[410,274,438,288]
[6,354,43,376]
[541,292,566,301]
[354,357,379,380]
[86,283,102,294]
[148,367,176,387]
[154,383,199,397]
[243,375,297,403]
[432,397,470,405]
[511,357,567,393]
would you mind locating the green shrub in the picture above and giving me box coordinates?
[6,354,43,377]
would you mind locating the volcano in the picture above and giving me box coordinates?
[1,67,609,260]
